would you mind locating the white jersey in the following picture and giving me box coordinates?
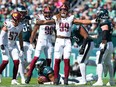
[37,14,55,40]
[52,15,74,37]
[3,19,23,48]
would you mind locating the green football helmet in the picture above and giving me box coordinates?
[35,59,46,70]
[97,9,109,19]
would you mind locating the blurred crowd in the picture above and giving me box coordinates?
[0,0,116,33]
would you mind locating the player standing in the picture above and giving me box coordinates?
[72,25,94,85]
[16,5,33,84]
[93,9,115,86]
[0,12,23,85]
[25,6,55,84]
[34,2,96,85]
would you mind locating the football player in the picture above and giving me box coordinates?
[25,6,55,84]
[35,2,96,85]
[0,12,23,85]
[35,59,54,84]
[93,9,115,86]
[71,25,94,85]
[16,5,34,84]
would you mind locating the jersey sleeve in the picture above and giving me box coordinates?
[52,15,57,22]
[70,15,75,21]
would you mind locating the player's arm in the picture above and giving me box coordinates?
[18,31,23,51]
[29,24,39,44]
[36,19,55,25]
[78,25,91,54]
[73,19,96,25]
[0,26,7,50]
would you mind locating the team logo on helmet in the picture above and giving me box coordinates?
[12,12,22,20]
[97,9,109,19]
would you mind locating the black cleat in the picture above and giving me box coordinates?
[25,76,31,84]
[64,78,68,85]
[54,78,59,85]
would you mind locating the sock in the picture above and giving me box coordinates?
[54,59,61,79]
[13,60,19,79]
[0,60,8,74]
[46,59,51,66]
[79,63,86,82]
[64,59,70,79]
[27,56,38,77]
[97,64,103,82]
[18,61,25,80]
[107,62,114,81]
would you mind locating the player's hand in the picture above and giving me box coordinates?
[79,47,85,55]
[0,45,6,55]
[19,50,24,57]
[1,49,6,55]
[29,44,34,51]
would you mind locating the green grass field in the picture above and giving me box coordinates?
[0,77,115,87]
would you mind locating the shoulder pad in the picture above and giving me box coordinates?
[100,19,110,26]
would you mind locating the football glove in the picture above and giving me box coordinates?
[0,45,6,55]
[19,47,24,57]
[29,44,34,51]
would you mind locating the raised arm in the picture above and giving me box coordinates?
[36,19,55,25]
[0,26,7,48]
[29,24,39,44]
[73,19,96,25]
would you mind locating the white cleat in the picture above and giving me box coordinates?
[44,82,53,84]
[106,81,115,86]
[21,79,26,84]
[11,79,20,85]
[0,74,2,83]
[75,80,87,85]
[93,81,103,86]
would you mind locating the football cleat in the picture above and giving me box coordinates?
[106,81,115,86]
[64,78,68,85]
[54,78,59,85]
[75,80,87,85]
[11,79,20,85]
[92,81,103,86]
[25,76,31,84]
[21,78,26,84]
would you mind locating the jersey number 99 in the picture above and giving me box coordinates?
[59,22,69,32]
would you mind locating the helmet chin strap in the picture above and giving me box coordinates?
[45,16,51,20]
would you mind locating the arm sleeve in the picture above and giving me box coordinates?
[0,30,7,45]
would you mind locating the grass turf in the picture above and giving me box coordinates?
[0,77,115,87]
